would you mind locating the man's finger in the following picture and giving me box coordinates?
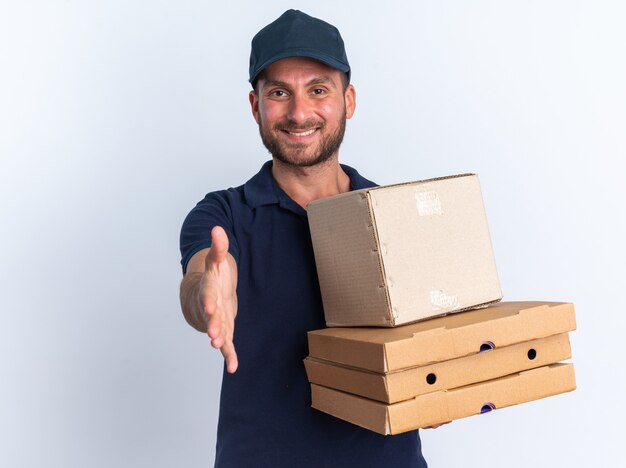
[221,341,239,374]
[424,421,451,429]
[207,311,223,345]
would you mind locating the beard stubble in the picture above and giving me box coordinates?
[258,110,347,168]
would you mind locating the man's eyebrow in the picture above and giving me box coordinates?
[307,76,336,88]
[263,80,291,89]
[262,76,337,90]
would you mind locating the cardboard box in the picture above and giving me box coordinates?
[311,363,576,435]
[307,174,502,327]
[307,301,576,372]
[305,333,571,403]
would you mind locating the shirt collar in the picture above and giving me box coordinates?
[342,163,377,191]
[243,160,377,210]
[243,161,278,208]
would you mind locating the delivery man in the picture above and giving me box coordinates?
[179,10,429,467]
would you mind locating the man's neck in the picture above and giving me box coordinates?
[271,156,351,210]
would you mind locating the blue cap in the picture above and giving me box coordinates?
[249,10,351,85]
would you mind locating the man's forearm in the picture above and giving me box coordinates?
[179,272,208,332]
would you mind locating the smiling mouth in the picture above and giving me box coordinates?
[284,128,318,137]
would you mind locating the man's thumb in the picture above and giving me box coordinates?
[207,226,229,265]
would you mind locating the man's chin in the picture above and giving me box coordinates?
[272,151,335,168]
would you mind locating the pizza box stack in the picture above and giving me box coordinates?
[305,174,576,434]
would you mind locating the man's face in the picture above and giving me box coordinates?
[249,57,356,167]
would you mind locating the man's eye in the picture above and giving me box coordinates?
[312,88,326,95]
[271,90,287,97]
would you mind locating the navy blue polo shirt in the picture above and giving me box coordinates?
[180,161,427,468]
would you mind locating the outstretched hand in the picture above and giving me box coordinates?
[199,226,239,373]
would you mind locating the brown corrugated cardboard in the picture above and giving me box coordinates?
[305,333,571,403]
[311,363,576,435]
[307,174,502,327]
[307,301,576,372]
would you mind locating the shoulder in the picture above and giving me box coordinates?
[195,185,245,209]
[183,185,246,222]
[179,186,245,273]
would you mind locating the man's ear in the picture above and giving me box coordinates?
[344,84,356,119]
[249,90,260,124]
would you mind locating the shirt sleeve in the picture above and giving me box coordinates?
[179,189,241,274]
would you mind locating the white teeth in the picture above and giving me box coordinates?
[287,129,316,137]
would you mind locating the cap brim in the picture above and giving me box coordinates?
[249,49,350,83]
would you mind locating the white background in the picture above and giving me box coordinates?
[1,1,625,466]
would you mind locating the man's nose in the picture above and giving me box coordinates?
[287,92,313,125]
